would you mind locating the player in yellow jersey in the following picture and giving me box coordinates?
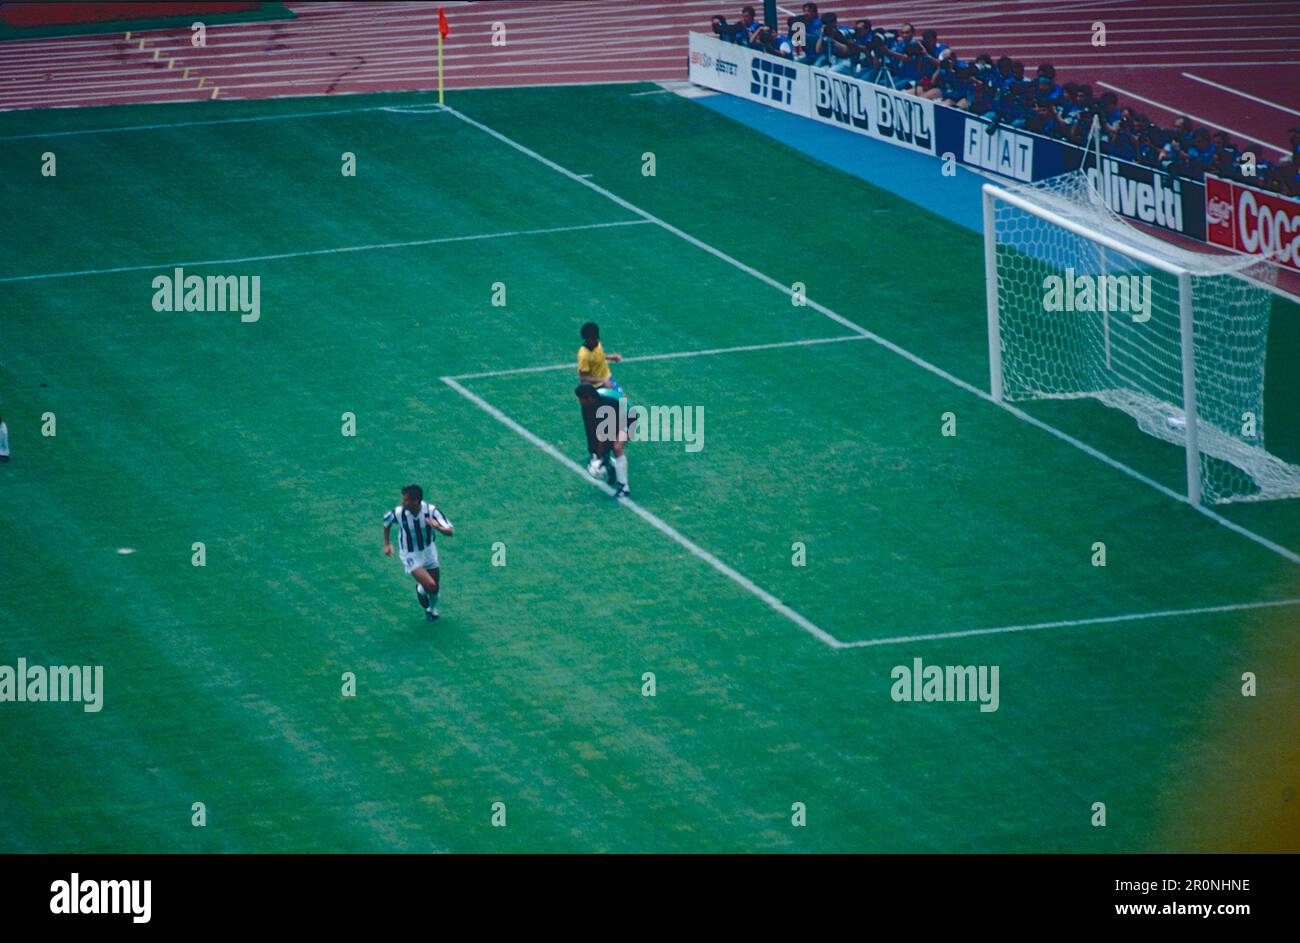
[577,322,631,498]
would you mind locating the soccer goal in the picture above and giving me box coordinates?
[983,171,1300,506]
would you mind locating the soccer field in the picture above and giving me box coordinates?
[1,84,1298,852]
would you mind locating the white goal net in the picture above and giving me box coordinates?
[984,171,1300,505]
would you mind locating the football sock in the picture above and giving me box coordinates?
[417,587,430,610]
[429,591,440,609]
[613,454,628,487]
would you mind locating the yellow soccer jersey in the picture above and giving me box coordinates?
[578,342,611,383]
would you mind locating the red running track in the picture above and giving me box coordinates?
[0,0,1296,153]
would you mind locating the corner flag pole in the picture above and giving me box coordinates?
[437,6,449,105]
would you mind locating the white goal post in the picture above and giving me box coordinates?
[983,173,1300,506]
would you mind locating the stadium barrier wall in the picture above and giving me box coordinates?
[688,32,1297,261]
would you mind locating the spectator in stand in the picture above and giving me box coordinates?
[1026,97,1065,137]
[704,8,1295,183]
[798,2,823,64]
[994,83,1034,129]
[1033,64,1063,106]
[1096,92,1122,134]
[1185,127,1216,177]
[1133,114,1163,167]
[1279,129,1300,194]
[968,59,998,116]
[993,55,1015,91]
[934,59,975,108]
[1107,110,1139,160]
[1210,145,1237,181]
[1210,131,1238,168]
[1061,83,1091,126]
[775,16,801,58]
[1010,60,1028,89]
[1058,85,1088,142]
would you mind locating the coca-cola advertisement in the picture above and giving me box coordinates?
[1205,175,1300,272]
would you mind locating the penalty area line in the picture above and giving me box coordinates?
[838,597,1300,649]
[439,102,1300,570]
[440,375,844,650]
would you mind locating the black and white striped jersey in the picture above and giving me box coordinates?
[384,501,450,555]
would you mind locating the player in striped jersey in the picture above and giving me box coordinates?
[383,484,454,621]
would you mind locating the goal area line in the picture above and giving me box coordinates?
[442,347,1300,652]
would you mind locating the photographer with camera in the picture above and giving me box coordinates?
[711,5,761,46]
[812,11,853,70]
[932,58,975,109]
[870,22,921,89]
[909,29,953,98]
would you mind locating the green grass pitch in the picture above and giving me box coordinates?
[1,84,1297,852]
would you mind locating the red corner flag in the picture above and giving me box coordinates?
[437,7,449,104]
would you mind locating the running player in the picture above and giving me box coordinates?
[383,484,454,621]
[577,322,630,498]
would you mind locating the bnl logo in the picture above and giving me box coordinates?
[751,58,796,104]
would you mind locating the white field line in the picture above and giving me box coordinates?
[0,103,398,140]
[1180,72,1300,118]
[446,334,871,381]
[838,597,1300,648]
[0,219,649,284]
[1096,80,1290,154]
[440,102,1300,569]
[440,375,845,650]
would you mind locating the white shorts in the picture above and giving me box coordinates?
[401,545,439,574]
